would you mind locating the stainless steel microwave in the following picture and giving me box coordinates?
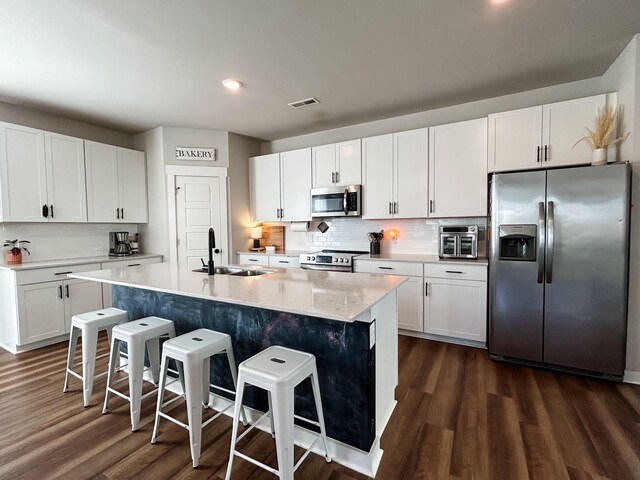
[311,185,361,217]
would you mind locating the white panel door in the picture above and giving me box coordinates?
[311,143,336,187]
[176,176,226,272]
[543,94,607,168]
[397,276,424,332]
[429,118,488,218]
[394,128,428,219]
[250,154,281,222]
[85,141,119,222]
[336,139,361,186]
[44,132,87,222]
[17,282,66,345]
[64,279,103,332]
[118,148,148,223]
[280,148,311,221]
[362,134,393,219]
[424,278,487,342]
[488,106,542,173]
[0,122,48,222]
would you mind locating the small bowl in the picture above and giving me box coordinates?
[265,246,276,253]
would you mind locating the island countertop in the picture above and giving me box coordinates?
[69,262,406,323]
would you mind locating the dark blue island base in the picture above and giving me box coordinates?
[113,285,376,452]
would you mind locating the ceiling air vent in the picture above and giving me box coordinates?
[288,97,320,109]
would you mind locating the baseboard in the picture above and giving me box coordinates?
[624,370,640,384]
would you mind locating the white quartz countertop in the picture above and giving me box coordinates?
[355,253,489,266]
[69,262,407,323]
[0,254,163,271]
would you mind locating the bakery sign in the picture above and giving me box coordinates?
[175,146,216,162]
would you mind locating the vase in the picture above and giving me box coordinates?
[592,148,607,166]
[4,251,22,265]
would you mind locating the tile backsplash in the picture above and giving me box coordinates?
[284,217,487,254]
[1,223,138,262]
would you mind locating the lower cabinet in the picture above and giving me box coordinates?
[424,264,487,343]
[238,253,300,269]
[354,259,487,346]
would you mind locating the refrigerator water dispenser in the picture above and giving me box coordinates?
[498,225,537,261]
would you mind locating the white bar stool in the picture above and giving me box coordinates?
[102,316,175,431]
[63,307,129,407]
[225,345,331,480]
[151,328,247,468]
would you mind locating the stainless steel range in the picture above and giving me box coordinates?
[299,249,368,272]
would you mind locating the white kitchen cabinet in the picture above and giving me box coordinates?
[85,140,148,223]
[0,122,86,222]
[250,149,311,222]
[268,255,300,269]
[101,256,163,307]
[428,118,488,217]
[238,253,300,268]
[488,94,614,172]
[238,254,270,266]
[424,263,487,343]
[354,259,424,332]
[362,128,428,219]
[312,139,361,187]
[0,262,104,351]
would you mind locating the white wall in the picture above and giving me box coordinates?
[228,133,261,262]
[603,34,640,381]
[0,100,133,148]
[263,77,603,153]
[133,127,168,259]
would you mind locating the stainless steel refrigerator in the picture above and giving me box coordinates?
[489,163,631,379]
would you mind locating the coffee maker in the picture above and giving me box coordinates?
[109,232,132,257]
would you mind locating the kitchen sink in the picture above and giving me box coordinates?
[192,267,273,276]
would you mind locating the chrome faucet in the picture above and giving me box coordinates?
[208,227,216,275]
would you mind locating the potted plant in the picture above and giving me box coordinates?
[3,239,31,265]
[575,105,630,166]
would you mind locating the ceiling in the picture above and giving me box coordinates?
[1,1,639,141]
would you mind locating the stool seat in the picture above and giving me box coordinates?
[225,345,331,480]
[103,316,175,431]
[63,307,129,407]
[151,328,246,468]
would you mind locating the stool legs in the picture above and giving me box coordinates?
[151,352,169,444]
[184,356,204,468]
[63,326,81,393]
[225,376,246,480]
[145,337,161,385]
[271,387,295,480]
[128,337,146,431]
[81,324,100,407]
[102,337,120,414]
[310,372,331,462]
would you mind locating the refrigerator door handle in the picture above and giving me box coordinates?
[537,201,545,283]
[546,201,555,283]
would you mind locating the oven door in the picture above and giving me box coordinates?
[300,264,352,273]
[458,234,478,258]
[439,234,458,258]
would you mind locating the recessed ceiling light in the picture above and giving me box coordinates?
[490,0,510,4]
[222,78,243,90]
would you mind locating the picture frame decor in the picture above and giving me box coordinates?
[175,147,216,162]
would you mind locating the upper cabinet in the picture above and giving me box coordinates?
[429,118,488,217]
[488,93,614,172]
[311,139,361,187]
[0,122,86,222]
[85,140,148,223]
[250,148,312,222]
[362,128,428,219]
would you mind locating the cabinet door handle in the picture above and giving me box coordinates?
[378,266,393,270]
[537,146,541,163]
[278,260,289,264]
[429,200,434,214]
[58,285,63,299]
[445,270,463,274]
[50,205,54,218]
[120,208,124,219]
[127,264,141,267]
[116,208,120,219]
[393,202,398,214]
[42,205,49,218]
[249,259,259,262]
[65,285,69,298]
[388,202,392,214]
[544,145,549,162]
[332,172,336,183]
[425,282,429,296]
[55,271,73,276]
[336,171,339,183]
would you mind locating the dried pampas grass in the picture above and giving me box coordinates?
[575,105,629,150]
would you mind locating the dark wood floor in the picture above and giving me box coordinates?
[0,334,639,479]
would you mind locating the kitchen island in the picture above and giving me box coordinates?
[69,262,405,477]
